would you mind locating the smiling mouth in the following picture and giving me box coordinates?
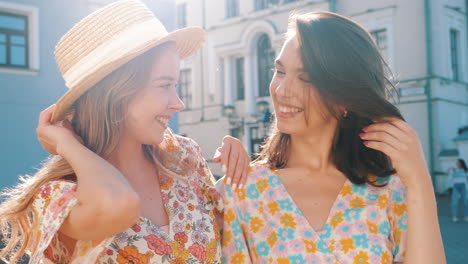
[278,106,304,113]
[155,116,169,126]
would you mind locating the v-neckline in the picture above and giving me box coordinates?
[268,167,349,234]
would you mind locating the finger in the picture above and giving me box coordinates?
[375,117,415,136]
[363,140,398,161]
[231,154,245,190]
[360,131,407,151]
[212,148,222,163]
[62,119,73,130]
[38,104,56,126]
[226,148,240,189]
[364,122,412,144]
[219,143,231,183]
[238,158,250,189]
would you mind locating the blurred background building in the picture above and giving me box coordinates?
[175,0,468,193]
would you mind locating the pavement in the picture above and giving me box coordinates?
[437,194,468,264]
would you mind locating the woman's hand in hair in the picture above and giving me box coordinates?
[359,117,430,189]
[36,104,82,156]
[213,136,251,190]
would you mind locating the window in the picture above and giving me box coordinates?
[235,57,244,100]
[0,12,28,68]
[257,34,275,97]
[176,3,186,28]
[178,69,192,109]
[226,0,239,18]
[370,29,388,62]
[283,0,298,3]
[450,28,460,81]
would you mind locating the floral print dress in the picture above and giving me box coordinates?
[27,135,222,264]
[216,164,407,264]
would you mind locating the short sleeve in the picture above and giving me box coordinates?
[189,138,223,213]
[387,175,408,262]
[29,180,78,264]
[215,180,253,264]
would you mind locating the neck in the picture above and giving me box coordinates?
[286,120,338,173]
[108,134,153,180]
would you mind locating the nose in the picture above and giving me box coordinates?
[169,91,185,112]
[274,77,292,98]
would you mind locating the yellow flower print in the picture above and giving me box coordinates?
[350,196,365,209]
[250,217,264,233]
[353,251,369,264]
[224,208,236,225]
[280,213,297,228]
[381,251,391,264]
[367,220,379,234]
[339,238,355,253]
[377,194,389,210]
[329,239,336,252]
[268,201,280,215]
[206,239,218,264]
[330,211,344,228]
[277,258,291,264]
[340,185,353,196]
[170,241,191,260]
[236,188,247,201]
[256,179,269,193]
[267,231,278,248]
[392,201,407,217]
[302,239,317,253]
[393,227,403,244]
[231,252,246,264]
[222,229,233,247]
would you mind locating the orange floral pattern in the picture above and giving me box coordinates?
[28,135,222,264]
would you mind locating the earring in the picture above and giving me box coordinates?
[343,110,348,118]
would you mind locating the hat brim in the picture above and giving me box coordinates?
[51,26,205,123]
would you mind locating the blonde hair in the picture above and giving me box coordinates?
[0,41,181,263]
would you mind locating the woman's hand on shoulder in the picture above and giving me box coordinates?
[359,117,430,190]
[36,104,83,155]
[213,136,250,190]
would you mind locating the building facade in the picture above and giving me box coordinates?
[175,0,468,192]
[0,0,177,190]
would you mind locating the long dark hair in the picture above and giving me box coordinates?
[458,159,468,172]
[256,12,403,186]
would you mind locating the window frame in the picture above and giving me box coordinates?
[0,11,29,69]
[0,1,39,75]
[178,68,192,109]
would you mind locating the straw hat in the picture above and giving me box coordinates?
[51,0,205,123]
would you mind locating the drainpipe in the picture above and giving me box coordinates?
[200,0,206,121]
[424,0,435,182]
[330,0,336,12]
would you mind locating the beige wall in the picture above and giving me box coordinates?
[176,0,468,189]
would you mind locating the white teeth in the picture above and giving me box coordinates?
[156,117,169,125]
[279,106,302,113]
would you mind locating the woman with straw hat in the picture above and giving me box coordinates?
[0,1,249,263]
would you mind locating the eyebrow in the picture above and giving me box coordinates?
[153,76,176,82]
[275,59,306,72]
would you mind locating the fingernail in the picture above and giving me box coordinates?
[359,133,365,138]
[226,177,232,185]
[363,141,369,146]
[222,165,227,173]
[362,126,368,132]
[232,184,237,190]
[238,184,243,189]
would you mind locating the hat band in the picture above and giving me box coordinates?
[63,18,168,89]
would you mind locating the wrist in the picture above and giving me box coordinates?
[56,136,82,157]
